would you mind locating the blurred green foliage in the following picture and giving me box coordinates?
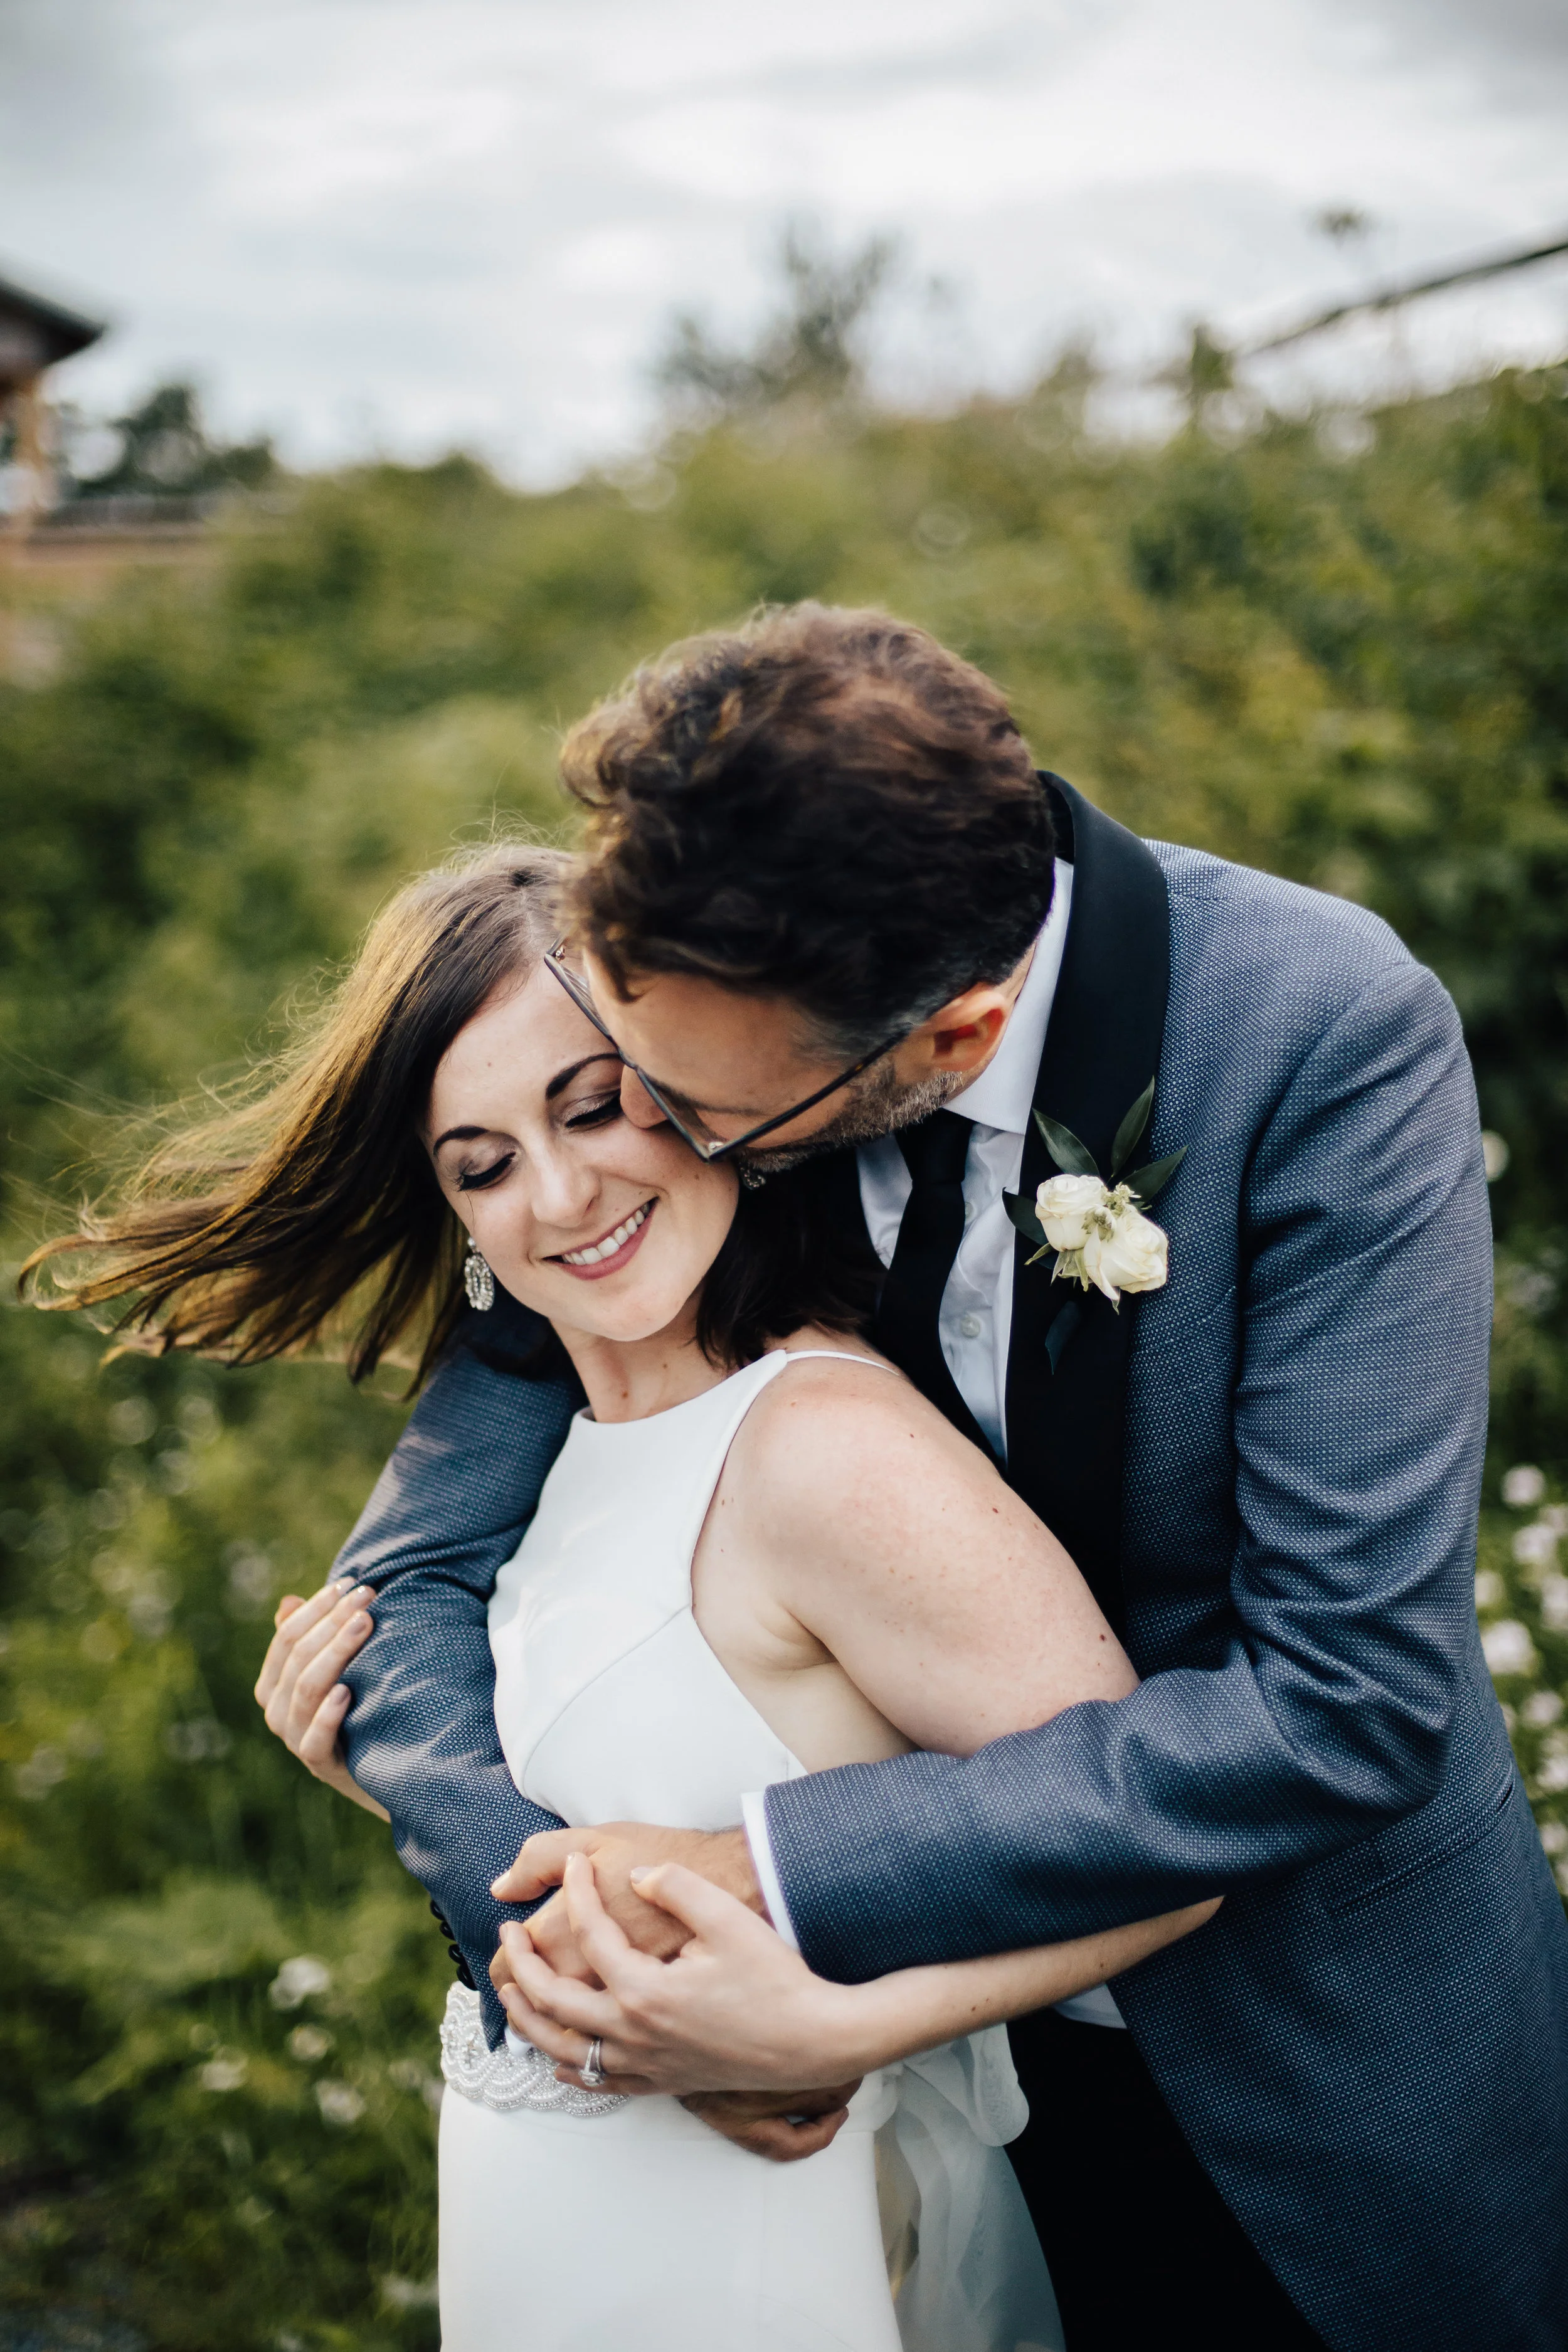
[2,334,1567,2348]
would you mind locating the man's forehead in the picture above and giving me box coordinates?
[587,956,813,1052]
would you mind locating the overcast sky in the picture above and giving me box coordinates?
[3,0,1566,480]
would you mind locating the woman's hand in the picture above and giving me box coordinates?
[495,1851,871,2098]
[253,1582,389,1821]
[489,1889,861,2162]
[498,1852,1223,2106]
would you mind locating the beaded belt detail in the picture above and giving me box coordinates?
[438,1983,629,2117]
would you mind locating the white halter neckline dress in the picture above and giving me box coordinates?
[437,1348,1062,2352]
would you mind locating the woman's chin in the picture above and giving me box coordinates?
[543,1278,696,1347]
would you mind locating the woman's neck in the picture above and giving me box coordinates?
[553,1304,733,1425]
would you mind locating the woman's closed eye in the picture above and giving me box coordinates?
[455,1154,515,1193]
[563,1091,622,1133]
[451,1094,618,1187]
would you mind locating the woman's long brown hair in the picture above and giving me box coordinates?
[21,843,570,1387]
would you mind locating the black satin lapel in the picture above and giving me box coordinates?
[1004,776,1172,1631]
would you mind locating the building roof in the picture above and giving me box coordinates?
[0,271,106,386]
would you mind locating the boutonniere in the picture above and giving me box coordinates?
[1004,1077,1185,1312]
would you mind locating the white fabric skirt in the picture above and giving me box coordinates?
[437,1999,1061,2352]
[439,2073,905,2352]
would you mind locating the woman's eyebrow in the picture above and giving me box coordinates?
[431,1054,623,1154]
[545,1051,623,1102]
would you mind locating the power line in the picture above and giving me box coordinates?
[1237,230,1568,360]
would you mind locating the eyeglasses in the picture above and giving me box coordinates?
[543,938,901,1165]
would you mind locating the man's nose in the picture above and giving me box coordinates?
[529,1142,599,1227]
[620,1067,667,1130]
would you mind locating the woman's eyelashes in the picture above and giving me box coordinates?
[563,1092,622,1132]
[450,1095,619,1189]
[455,1153,515,1193]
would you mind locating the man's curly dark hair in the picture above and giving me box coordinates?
[560,603,1057,1057]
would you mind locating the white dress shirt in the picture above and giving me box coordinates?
[742,861,1129,2027]
[855,859,1072,1459]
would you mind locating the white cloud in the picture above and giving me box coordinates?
[0,0,1564,479]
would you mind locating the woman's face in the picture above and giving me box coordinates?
[425,961,738,1346]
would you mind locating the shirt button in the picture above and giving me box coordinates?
[958,1311,983,1340]
[963,1199,976,1224]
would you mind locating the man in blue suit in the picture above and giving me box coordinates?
[309,606,1568,2349]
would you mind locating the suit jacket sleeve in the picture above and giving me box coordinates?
[332,1291,580,2038]
[763,958,1496,1981]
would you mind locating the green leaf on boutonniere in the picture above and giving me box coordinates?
[1125,1146,1187,1204]
[1002,1188,1047,1245]
[1032,1109,1098,1177]
[1110,1077,1156,1179]
[1002,1189,1054,1264]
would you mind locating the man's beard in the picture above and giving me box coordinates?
[738,1057,969,1176]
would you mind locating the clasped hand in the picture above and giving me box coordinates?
[490,1832,867,2163]
[252,1606,863,2166]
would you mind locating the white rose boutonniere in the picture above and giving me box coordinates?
[1004,1076,1185,1333]
[1037,1175,1168,1305]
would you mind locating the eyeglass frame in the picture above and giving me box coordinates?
[543,937,903,1165]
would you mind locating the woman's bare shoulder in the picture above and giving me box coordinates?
[728,1329,1015,1553]
[749,1328,973,1443]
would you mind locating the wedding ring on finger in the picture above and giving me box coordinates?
[578,2037,608,2089]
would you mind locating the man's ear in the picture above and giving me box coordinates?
[893,987,1012,1084]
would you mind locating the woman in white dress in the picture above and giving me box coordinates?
[41,845,1216,2351]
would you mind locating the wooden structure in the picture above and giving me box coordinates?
[0,270,105,534]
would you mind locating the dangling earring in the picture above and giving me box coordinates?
[464,1241,495,1312]
[738,1165,768,1192]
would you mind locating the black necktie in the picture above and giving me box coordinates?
[873,1110,987,1445]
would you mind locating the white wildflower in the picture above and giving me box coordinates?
[1483,1619,1537,1678]
[1512,1523,1559,1571]
[315,2081,365,2127]
[1541,1577,1568,1632]
[269,1955,332,2011]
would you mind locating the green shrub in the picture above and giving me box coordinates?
[2,356,1565,2343]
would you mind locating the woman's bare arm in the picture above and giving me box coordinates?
[719,1362,1220,2045]
[838,1900,1221,2069]
[710,1354,1140,1761]
[494,1855,1219,2099]
[492,1358,1221,2099]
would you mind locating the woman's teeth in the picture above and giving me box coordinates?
[560,1204,650,1267]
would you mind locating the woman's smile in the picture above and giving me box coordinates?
[550,1198,656,1279]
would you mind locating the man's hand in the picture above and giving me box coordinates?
[494,1850,869,2102]
[678,2087,863,2164]
[253,1582,389,1821]
[490,1821,762,1983]
[487,1912,856,2161]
